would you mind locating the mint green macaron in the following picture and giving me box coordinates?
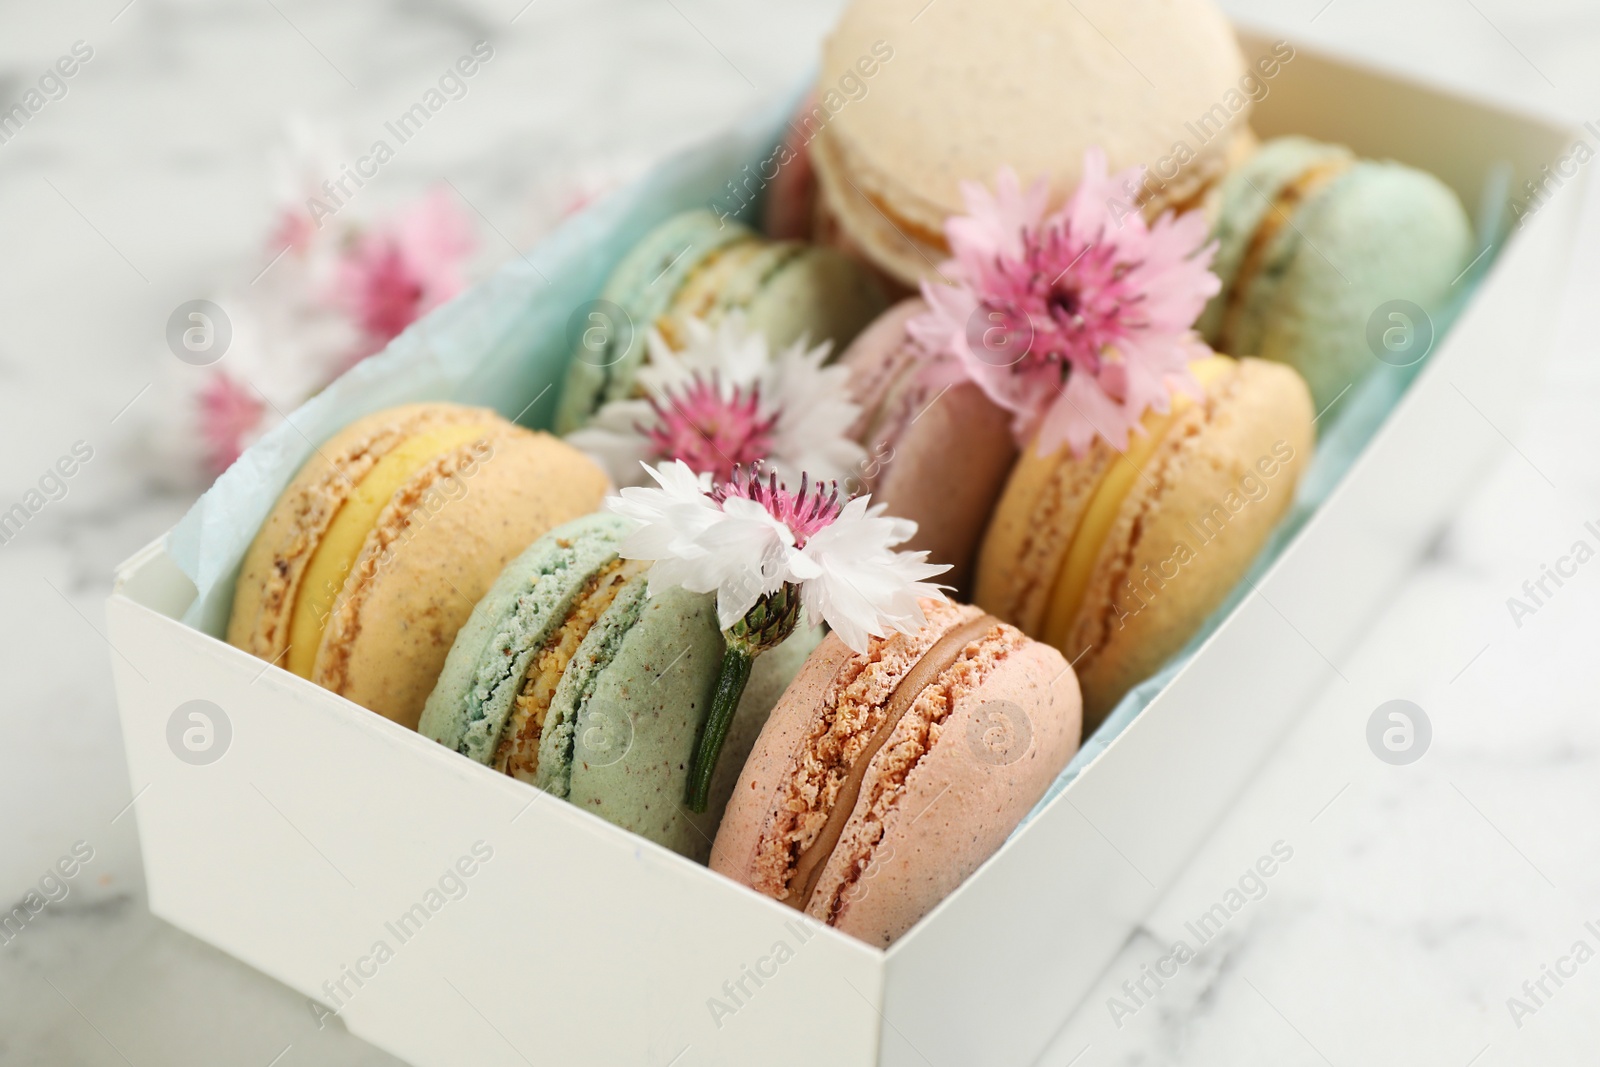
[554,210,748,435]
[1199,136,1474,417]
[418,511,821,861]
[553,209,887,434]
[419,512,634,765]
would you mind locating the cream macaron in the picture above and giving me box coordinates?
[810,0,1254,287]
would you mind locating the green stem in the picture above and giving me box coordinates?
[686,641,755,813]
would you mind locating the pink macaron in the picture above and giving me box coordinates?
[762,94,819,241]
[841,299,1018,591]
[710,597,1081,946]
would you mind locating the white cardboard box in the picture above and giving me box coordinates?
[106,27,1583,1067]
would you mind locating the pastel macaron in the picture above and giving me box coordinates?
[762,93,820,241]
[810,0,1253,287]
[554,210,887,433]
[840,298,1016,591]
[1198,136,1475,415]
[419,513,822,861]
[710,596,1081,946]
[974,356,1313,728]
[228,403,609,730]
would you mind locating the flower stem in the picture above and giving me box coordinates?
[686,642,755,813]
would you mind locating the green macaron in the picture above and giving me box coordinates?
[419,512,634,765]
[553,209,887,434]
[555,210,748,435]
[418,512,821,860]
[1199,136,1474,417]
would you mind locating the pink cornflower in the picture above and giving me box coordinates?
[198,373,265,475]
[910,149,1220,457]
[643,375,777,484]
[333,187,475,361]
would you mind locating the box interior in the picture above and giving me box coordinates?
[109,23,1585,1067]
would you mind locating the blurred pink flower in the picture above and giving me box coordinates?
[198,373,265,475]
[332,187,476,362]
[910,150,1220,457]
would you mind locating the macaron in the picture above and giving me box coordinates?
[710,596,1081,946]
[227,402,608,730]
[419,513,822,861]
[810,0,1252,287]
[762,94,819,241]
[553,210,887,433]
[973,356,1313,728]
[1197,135,1474,416]
[840,298,1016,591]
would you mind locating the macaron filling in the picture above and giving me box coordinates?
[656,241,811,350]
[1038,357,1233,650]
[287,422,492,678]
[783,610,1004,913]
[493,557,648,781]
[653,238,766,348]
[1217,155,1355,351]
[534,573,653,800]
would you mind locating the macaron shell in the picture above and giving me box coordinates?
[227,402,493,663]
[1066,357,1313,726]
[707,621,826,830]
[1230,160,1472,414]
[554,210,751,434]
[313,428,609,730]
[816,0,1247,286]
[763,98,819,240]
[843,299,1016,590]
[709,631,860,884]
[1196,135,1355,343]
[417,512,633,763]
[816,635,1078,945]
[737,245,888,354]
[973,436,1121,636]
[540,574,824,862]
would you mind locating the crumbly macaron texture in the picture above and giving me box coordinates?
[710,598,974,898]
[843,299,1016,591]
[417,512,633,763]
[814,0,1248,285]
[710,602,1080,946]
[973,436,1120,636]
[815,633,1078,945]
[311,427,609,730]
[495,558,645,782]
[536,574,824,862]
[554,211,753,434]
[227,402,492,663]
[1065,358,1311,725]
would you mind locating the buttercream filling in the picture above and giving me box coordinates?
[1218,156,1355,352]
[1038,357,1233,650]
[287,422,492,678]
[492,557,647,781]
[783,612,1002,913]
[653,239,766,349]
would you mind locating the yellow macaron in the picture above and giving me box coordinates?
[974,356,1313,727]
[228,402,608,729]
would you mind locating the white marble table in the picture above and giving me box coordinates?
[2,0,1596,1063]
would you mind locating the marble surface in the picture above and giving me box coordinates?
[1,0,1597,1063]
